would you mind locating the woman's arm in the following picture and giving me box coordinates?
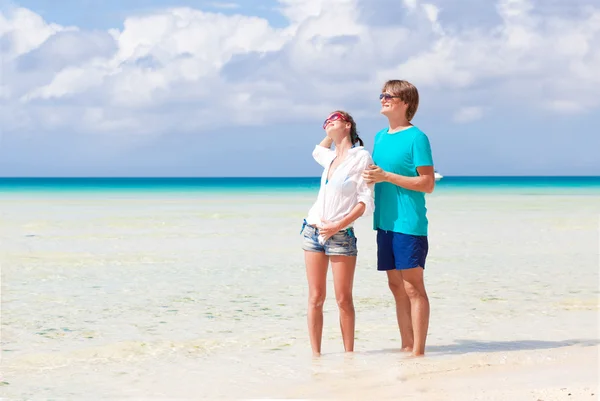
[318,202,366,239]
[313,136,335,167]
[318,136,333,148]
[317,153,373,238]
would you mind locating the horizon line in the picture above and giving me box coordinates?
[1,175,600,179]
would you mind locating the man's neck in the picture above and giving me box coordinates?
[387,115,412,133]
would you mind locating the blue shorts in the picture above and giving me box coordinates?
[301,221,358,257]
[376,229,428,270]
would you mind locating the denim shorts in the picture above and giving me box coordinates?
[300,220,358,256]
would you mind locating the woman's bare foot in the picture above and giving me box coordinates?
[400,346,413,352]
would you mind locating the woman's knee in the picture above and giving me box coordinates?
[335,293,354,312]
[308,290,326,308]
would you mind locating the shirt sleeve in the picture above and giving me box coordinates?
[312,145,335,168]
[412,133,434,167]
[354,152,375,216]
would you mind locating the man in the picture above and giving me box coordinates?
[362,79,435,357]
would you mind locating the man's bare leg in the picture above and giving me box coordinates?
[401,267,429,356]
[386,270,413,352]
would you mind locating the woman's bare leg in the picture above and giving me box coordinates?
[305,250,329,356]
[331,255,357,352]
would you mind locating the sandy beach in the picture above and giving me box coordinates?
[1,188,598,400]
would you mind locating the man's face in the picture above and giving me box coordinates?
[379,92,406,118]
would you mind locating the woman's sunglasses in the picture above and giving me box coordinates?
[323,112,347,129]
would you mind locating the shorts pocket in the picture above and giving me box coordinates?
[329,233,350,248]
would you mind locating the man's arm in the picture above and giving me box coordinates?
[383,166,435,194]
[363,133,435,193]
[363,165,435,194]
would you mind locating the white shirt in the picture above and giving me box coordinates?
[306,145,375,228]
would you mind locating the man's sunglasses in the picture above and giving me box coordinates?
[323,112,347,129]
[379,93,403,100]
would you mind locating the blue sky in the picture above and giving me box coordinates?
[3,0,289,29]
[1,0,599,177]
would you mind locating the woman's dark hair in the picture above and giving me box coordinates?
[334,110,363,146]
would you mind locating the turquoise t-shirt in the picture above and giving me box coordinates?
[372,126,434,236]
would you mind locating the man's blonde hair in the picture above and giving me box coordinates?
[382,80,419,121]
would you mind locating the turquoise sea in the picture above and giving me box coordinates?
[1,175,598,399]
[1,176,600,194]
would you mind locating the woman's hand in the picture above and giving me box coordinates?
[362,164,388,184]
[318,220,342,241]
[319,136,333,149]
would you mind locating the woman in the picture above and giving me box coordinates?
[301,110,374,356]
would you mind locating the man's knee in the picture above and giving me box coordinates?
[387,274,408,299]
[388,279,402,293]
[403,276,427,300]
[403,282,422,299]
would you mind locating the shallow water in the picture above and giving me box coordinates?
[0,190,598,399]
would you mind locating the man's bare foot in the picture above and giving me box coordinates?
[312,351,321,357]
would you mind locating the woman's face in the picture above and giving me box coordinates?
[323,112,350,139]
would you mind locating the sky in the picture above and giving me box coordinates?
[1,0,599,177]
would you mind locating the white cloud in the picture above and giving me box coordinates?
[0,7,76,60]
[422,3,440,25]
[207,2,240,9]
[1,0,599,137]
[453,106,484,123]
[0,85,11,99]
[497,0,534,19]
[277,0,352,27]
[21,64,109,102]
[544,100,585,114]
[16,7,286,111]
[403,0,419,11]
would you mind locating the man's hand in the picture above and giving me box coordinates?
[318,220,342,241]
[362,164,388,184]
[366,165,435,193]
